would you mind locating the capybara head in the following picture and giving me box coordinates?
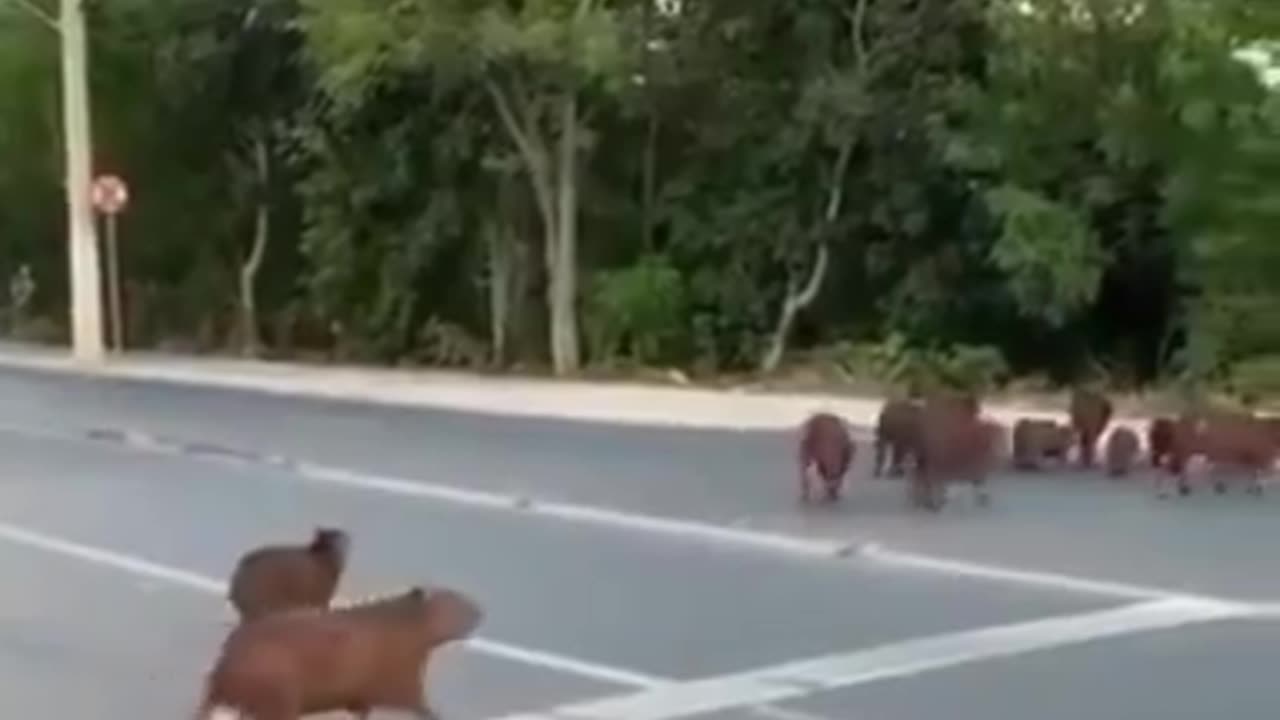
[309,527,350,562]
[1104,427,1140,477]
[421,587,484,646]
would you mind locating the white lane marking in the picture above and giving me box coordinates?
[858,544,1224,605]
[0,518,834,720]
[0,519,659,689]
[0,422,1250,609]
[490,598,1251,720]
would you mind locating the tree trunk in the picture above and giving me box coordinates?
[548,89,582,374]
[487,218,513,367]
[238,134,270,358]
[758,140,854,373]
[760,243,830,373]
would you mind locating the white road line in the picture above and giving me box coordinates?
[0,519,658,689]
[0,422,1249,609]
[490,598,1251,720]
[858,544,1221,605]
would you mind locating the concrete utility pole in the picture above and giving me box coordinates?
[59,0,105,362]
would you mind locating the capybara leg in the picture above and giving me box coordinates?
[972,475,991,507]
[1079,433,1097,468]
[890,443,908,477]
[873,439,886,478]
[798,462,813,504]
[823,476,842,503]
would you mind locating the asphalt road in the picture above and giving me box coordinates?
[0,365,1276,718]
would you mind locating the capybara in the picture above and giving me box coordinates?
[874,398,922,477]
[1147,417,1175,469]
[910,392,992,511]
[1011,418,1073,470]
[193,586,482,720]
[227,527,350,623]
[1258,415,1280,449]
[796,412,855,503]
[1162,410,1275,498]
[1104,427,1140,478]
[1069,388,1113,468]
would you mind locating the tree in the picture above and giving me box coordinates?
[300,0,632,374]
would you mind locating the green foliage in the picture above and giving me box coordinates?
[1228,355,1280,401]
[985,185,1107,326]
[2,0,1279,393]
[835,334,1009,394]
[584,255,687,366]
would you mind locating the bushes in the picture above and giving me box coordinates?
[826,334,1010,394]
[1227,355,1280,403]
[583,255,689,367]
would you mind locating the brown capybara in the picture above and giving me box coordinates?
[796,412,855,503]
[1011,418,1073,470]
[227,527,350,623]
[874,398,922,477]
[1258,415,1280,449]
[910,393,992,511]
[1104,427,1140,478]
[1162,410,1275,498]
[1069,388,1113,468]
[193,586,482,720]
[979,418,1011,466]
[1147,417,1175,469]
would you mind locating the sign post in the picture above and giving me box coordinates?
[90,174,128,352]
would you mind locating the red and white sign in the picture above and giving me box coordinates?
[90,174,129,215]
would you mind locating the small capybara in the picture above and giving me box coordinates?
[1147,416,1175,469]
[1011,418,1073,470]
[1069,388,1113,468]
[1104,427,1140,478]
[796,412,855,503]
[910,392,992,511]
[227,527,350,623]
[193,586,482,720]
[874,398,922,477]
[1162,410,1275,498]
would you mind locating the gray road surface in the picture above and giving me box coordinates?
[0,366,1276,718]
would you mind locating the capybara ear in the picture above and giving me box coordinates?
[423,587,483,646]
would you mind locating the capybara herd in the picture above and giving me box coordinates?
[800,387,1280,511]
[196,528,482,720]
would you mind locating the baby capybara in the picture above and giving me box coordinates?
[1147,417,1175,469]
[874,398,922,478]
[797,412,854,503]
[227,527,350,623]
[1104,427,1140,478]
[1069,388,1113,468]
[194,586,482,720]
[1012,418,1073,470]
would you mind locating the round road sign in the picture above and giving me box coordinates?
[91,174,129,215]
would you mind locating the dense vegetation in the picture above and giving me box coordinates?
[2,0,1278,396]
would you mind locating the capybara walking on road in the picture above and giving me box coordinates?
[1162,411,1275,498]
[796,412,855,503]
[194,586,482,720]
[911,391,992,511]
[227,527,350,623]
[1069,388,1113,468]
[874,398,922,477]
[1104,427,1140,478]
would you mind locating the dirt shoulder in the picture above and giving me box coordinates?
[0,342,1183,437]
